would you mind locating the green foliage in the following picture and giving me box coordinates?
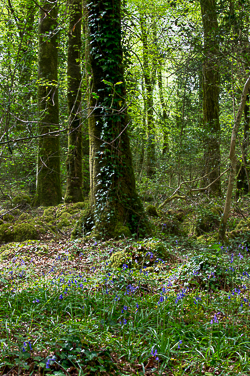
[1,237,250,374]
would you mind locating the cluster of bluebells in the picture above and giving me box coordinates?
[151,347,159,361]
[211,313,219,324]
[194,296,201,305]
[22,341,32,352]
[175,288,189,304]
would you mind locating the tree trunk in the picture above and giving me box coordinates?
[81,0,147,239]
[219,76,250,241]
[158,66,169,155]
[64,0,84,203]
[35,0,61,206]
[200,0,221,195]
[140,15,156,178]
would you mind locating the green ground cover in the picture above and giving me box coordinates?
[0,234,250,375]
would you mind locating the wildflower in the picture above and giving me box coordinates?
[238,253,243,260]
[158,296,164,304]
[211,313,219,324]
[22,342,27,352]
[28,341,32,351]
[136,303,139,308]
[32,299,40,303]
[178,340,182,349]
[151,348,158,356]
[59,294,63,300]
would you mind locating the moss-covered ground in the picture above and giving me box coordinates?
[0,194,250,375]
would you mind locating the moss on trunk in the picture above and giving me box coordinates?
[65,0,84,203]
[35,0,61,207]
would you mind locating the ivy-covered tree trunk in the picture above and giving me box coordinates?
[35,0,61,206]
[83,0,147,239]
[200,0,221,195]
[64,0,84,203]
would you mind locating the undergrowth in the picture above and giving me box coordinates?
[0,235,250,375]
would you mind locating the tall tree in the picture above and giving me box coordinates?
[64,0,84,203]
[140,14,156,177]
[35,0,62,206]
[200,0,221,195]
[79,0,147,239]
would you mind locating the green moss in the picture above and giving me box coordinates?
[2,214,15,222]
[57,212,71,228]
[113,223,131,239]
[109,239,176,270]
[18,213,31,221]
[146,205,159,217]
[0,222,39,243]
[43,207,55,217]
[12,194,31,206]
[11,209,21,216]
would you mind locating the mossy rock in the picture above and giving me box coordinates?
[43,207,55,217]
[13,223,39,242]
[0,222,39,243]
[2,214,15,222]
[18,213,31,222]
[113,223,131,239]
[146,205,159,217]
[72,202,85,210]
[109,239,175,269]
[12,194,31,206]
[42,215,55,223]
[57,212,72,228]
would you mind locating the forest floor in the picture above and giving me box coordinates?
[0,195,250,375]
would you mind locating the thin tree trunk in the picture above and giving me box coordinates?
[35,0,61,206]
[140,15,155,177]
[200,0,221,195]
[65,0,84,203]
[219,76,250,241]
[158,66,169,155]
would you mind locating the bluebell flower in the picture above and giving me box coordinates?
[22,342,27,352]
[178,340,182,349]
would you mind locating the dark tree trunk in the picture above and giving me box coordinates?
[35,0,61,206]
[65,0,84,203]
[81,0,147,239]
[200,0,221,195]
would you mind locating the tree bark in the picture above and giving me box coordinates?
[64,0,84,203]
[35,0,62,206]
[83,0,147,239]
[158,66,169,155]
[140,15,156,177]
[200,0,221,195]
[219,76,250,241]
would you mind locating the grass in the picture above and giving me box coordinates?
[0,236,250,375]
